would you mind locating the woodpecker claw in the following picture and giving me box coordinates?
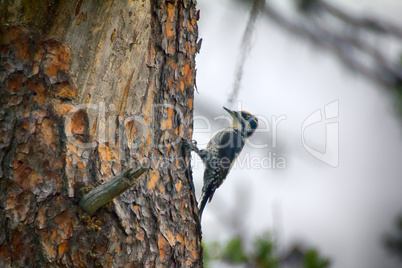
[180,138,200,153]
[191,139,198,147]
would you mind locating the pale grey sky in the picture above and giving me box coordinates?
[193,0,402,267]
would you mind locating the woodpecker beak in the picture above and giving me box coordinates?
[223,107,235,117]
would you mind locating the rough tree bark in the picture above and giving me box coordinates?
[0,0,201,267]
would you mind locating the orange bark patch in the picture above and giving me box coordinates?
[166,143,171,155]
[27,79,47,106]
[161,108,174,130]
[31,64,40,76]
[158,234,168,261]
[168,45,174,55]
[13,153,25,169]
[180,200,186,220]
[42,44,70,81]
[76,161,85,169]
[166,3,175,39]
[183,63,191,83]
[53,103,74,115]
[188,98,193,110]
[189,239,197,259]
[112,162,121,174]
[136,232,144,241]
[176,234,184,249]
[53,83,77,99]
[166,230,176,246]
[98,144,118,162]
[39,118,57,145]
[175,180,182,192]
[167,77,173,88]
[167,107,174,118]
[29,171,44,188]
[58,241,68,256]
[148,170,159,190]
[168,60,178,70]
[100,164,111,177]
[54,210,74,240]
[187,19,194,32]
[146,132,152,150]
[69,110,86,135]
[187,41,196,54]
[133,205,139,213]
[179,80,185,93]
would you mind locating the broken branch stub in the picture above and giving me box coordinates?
[79,167,148,215]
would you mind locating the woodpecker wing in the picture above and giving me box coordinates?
[203,128,245,200]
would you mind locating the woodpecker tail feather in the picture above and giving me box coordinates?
[198,193,208,220]
[198,187,215,220]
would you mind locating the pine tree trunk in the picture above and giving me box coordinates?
[0,0,201,266]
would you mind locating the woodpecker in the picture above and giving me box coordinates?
[185,107,258,219]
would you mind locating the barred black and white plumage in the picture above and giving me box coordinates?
[186,107,258,219]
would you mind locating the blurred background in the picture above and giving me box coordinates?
[191,0,402,267]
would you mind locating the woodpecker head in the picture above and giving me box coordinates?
[223,107,258,137]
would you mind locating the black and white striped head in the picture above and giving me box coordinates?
[223,107,258,137]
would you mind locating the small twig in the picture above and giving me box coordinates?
[319,1,402,39]
[79,167,148,215]
[261,2,402,89]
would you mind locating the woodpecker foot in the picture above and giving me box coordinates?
[181,138,200,153]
